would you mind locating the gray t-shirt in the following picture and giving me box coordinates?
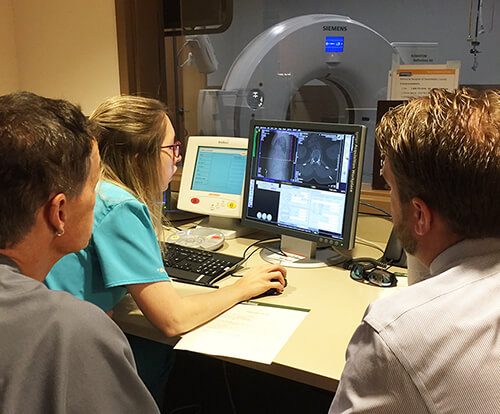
[0,254,160,414]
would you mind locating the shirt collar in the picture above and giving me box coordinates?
[429,238,500,276]
[0,253,20,269]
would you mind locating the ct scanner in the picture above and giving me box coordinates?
[197,15,401,181]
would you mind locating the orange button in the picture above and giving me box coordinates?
[191,198,200,204]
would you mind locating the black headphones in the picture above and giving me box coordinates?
[343,258,397,288]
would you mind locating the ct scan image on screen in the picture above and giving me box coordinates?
[296,133,343,187]
[257,130,298,182]
[256,129,348,191]
[242,120,366,268]
[251,128,352,238]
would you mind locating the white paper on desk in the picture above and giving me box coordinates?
[174,302,309,364]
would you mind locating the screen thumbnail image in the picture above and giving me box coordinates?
[296,133,343,187]
[257,130,298,182]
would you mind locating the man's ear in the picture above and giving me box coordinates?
[410,197,432,237]
[47,193,67,236]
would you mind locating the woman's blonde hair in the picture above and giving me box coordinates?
[90,95,169,237]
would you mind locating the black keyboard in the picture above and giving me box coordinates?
[161,242,244,287]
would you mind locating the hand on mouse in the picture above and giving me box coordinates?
[234,263,287,301]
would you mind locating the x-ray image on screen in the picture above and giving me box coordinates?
[257,130,298,182]
[296,133,342,188]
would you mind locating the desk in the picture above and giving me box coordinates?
[112,214,406,392]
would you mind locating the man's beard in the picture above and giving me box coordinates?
[393,207,418,255]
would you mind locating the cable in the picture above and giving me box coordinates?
[260,244,288,257]
[162,214,206,231]
[468,0,473,40]
[331,245,353,261]
[231,238,281,277]
[234,235,386,273]
[345,257,389,269]
[179,52,193,68]
[474,0,482,39]
[355,236,386,254]
[467,0,483,70]
[175,41,191,68]
[230,249,261,275]
[242,237,281,257]
[359,202,392,217]
[166,214,208,223]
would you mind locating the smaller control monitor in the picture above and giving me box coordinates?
[242,120,366,267]
[177,136,249,239]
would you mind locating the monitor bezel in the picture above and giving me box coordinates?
[241,120,366,250]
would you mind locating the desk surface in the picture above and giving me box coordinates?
[112,214,406,392]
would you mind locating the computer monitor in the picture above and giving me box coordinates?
[177,136,250,239]
[241,120,366,267]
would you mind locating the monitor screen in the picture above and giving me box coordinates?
[177,136,249,238]
[191,146,246,195]
[241,120,366,265]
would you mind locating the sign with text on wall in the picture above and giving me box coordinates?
[387,62,461,100]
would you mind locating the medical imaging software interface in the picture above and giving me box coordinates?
[191,146,247,195]
[246,125,355,239]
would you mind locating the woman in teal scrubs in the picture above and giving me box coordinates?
[45,95,287,407]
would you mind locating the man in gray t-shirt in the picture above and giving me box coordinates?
[0,255,160,413]
[0,92,159,413]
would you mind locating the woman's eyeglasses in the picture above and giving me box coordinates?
[161,141,181,157]
[346,260,398,288]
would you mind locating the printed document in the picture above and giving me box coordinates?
[387,62,460,100]
[174,301,309,364]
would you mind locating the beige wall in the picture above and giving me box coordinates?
[1,0,120,115]
[0,0,19,93]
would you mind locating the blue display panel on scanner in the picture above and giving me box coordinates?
[325,36,344,53]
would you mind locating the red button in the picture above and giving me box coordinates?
[191,198,200,204]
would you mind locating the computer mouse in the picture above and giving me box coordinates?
[262,278,288,297]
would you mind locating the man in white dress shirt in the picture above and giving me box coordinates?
[329,88,500,414]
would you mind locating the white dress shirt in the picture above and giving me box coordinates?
[329,238,500,414]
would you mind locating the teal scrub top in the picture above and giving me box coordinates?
[45,181,170,311]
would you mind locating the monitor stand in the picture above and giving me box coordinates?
[196,216,255,240]
[260,235,350,268]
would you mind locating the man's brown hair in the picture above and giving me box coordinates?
[0,91,94,248]
[376,88,500,238]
